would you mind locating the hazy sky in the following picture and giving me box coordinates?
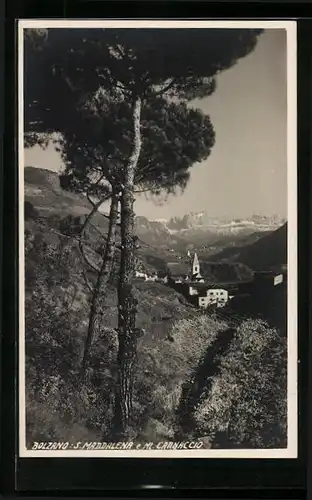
[25,29,287,220]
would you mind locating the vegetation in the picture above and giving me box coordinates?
[193,319,287,448]
[25,206,287,447]
[24,27,263,436]
[23,28,287,447]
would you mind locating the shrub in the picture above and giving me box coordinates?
[25,220,117,444]
[194,319,287,448]
[134,314,228,441]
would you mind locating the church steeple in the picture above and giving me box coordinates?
[192,252,200,277]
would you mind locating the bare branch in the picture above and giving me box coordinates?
[153,78,177,97]
[86,192,96,207]
[82,267,95,294]
[134,188,151,194]
[98,74,126,93]
[79,186,111,274]
[115,82,127,92]
[86,172,109,206]
[98,212,110,220]
[79,242,101,274]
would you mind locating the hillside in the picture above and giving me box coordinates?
[25,166,92,216]
[200,261,254,284]
[209,223,287,272]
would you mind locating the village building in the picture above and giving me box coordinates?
[191,252,205,282]
[274,274,284,286]
[137,251,285,310]
[145,274,157,282]
[198,287,229,308]
[166,253,232,309]
[192,283,230,309]
[134,269,158,282]
[166,252,284,310]
[135,270,147,279]
[167,253,204,284]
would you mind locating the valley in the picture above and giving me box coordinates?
[24,165,287,448]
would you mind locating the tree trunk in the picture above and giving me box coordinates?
[81,191,119,377]
[114,96,142,437]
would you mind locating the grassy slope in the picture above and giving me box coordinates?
[24,212,203,443]
[209,223,287,272]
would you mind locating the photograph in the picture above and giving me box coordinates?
[18,20,297,458]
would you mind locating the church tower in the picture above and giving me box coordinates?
[192,252,201,277]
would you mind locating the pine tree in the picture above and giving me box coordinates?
[24,26,263,436]
[57,91,216,381]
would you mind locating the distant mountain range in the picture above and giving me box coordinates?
[136,206,284,250]
[134,211,285,252]
[166,212,285,231]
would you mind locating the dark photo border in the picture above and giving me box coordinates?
[1,1,310,497]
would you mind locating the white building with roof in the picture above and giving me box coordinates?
[166,252,232,309]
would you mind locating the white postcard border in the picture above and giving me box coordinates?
[18,19,298,459]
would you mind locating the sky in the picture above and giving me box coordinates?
[24,28,287,220]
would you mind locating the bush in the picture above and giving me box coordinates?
[25,220,117,445]
[134,314,228,441]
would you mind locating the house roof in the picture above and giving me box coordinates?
[189,281,239,288]
[192,284,229,296]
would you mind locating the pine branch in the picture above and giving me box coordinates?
[134,188,151,194]
[153,78,177,97]
[134,159,154,184]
